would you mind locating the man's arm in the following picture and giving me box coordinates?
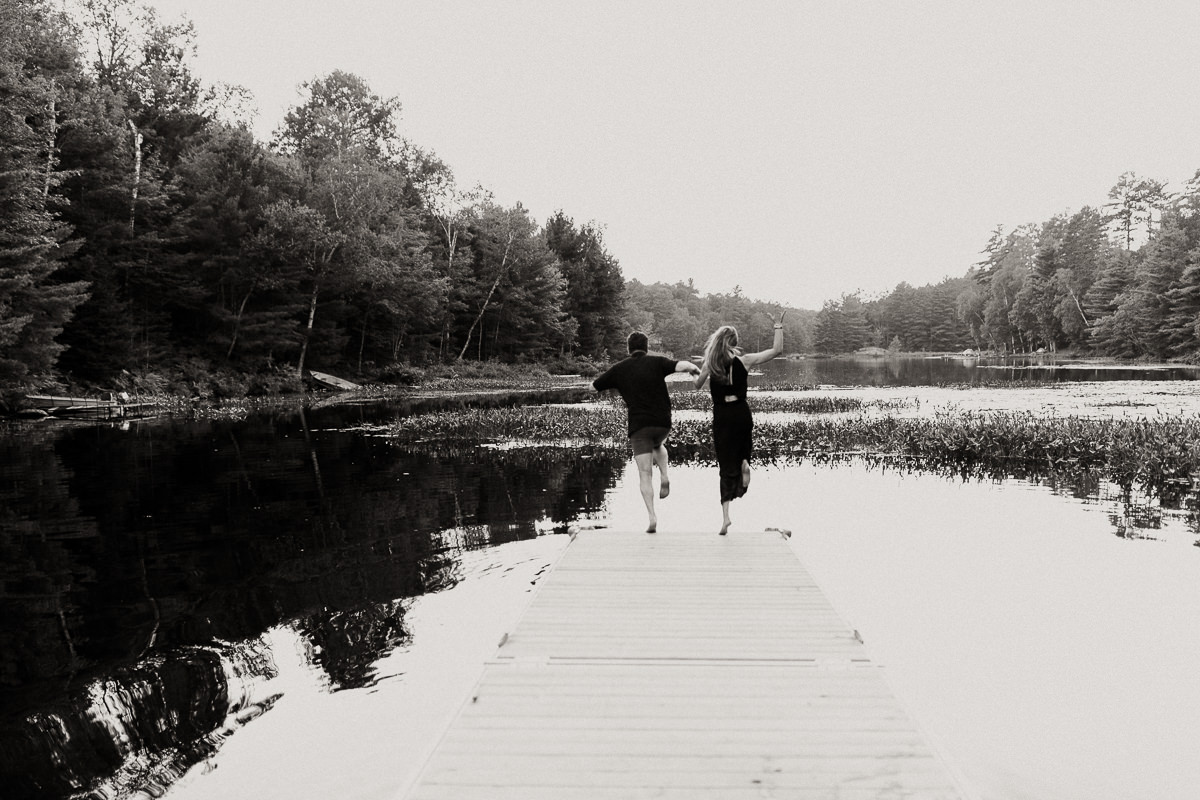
[592,364,616,392]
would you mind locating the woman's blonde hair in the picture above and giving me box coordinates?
[702,325,741,384]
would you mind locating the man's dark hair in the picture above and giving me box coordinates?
[627,331,649,353]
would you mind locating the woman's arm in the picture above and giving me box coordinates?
[693,364,710,390]
[741,311,787,368]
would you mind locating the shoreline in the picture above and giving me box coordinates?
[8,352,1200,424]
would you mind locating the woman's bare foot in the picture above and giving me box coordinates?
[718,521,729,536]
[659,480,670,499]
[646,518,657,533]
[741,460,751,489]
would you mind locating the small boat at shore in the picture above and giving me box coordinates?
[309,370,361,391]
[22,393,158,420]
[25,394,119,410]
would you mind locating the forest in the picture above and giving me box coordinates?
[4,0,1200,404]
[1,0,814,401]
[813,171,1200,359]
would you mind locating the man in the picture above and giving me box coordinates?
[592,331,699,532]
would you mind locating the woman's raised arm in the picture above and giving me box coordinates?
[740,311,787,368]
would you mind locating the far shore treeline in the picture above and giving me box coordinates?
[5,1,1200,403]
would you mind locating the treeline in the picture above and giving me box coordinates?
[1,0,637,397]
[1,0,813,399]
[624,279,814,358]
[811,279,973,354]
[11,2,1196,402]
[811,171,1200,357]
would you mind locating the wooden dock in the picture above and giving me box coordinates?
[403,529,969,799]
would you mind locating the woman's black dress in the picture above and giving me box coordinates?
[709,357,752,503]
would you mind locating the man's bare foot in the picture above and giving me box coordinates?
[659,480,670,499]
[741,461,751,489]
[646,520,657,533]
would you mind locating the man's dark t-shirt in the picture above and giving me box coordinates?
[592,351,678,436]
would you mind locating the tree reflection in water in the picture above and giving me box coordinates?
[0,399,627,800]
[8,375,1197,798]
[772,449,1200,545]
[297,600,410,692]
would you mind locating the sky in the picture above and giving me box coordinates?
[141,0,1200,310]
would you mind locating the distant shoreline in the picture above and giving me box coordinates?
[9,351,1200,422]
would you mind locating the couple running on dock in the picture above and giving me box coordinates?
[592,313,787,534]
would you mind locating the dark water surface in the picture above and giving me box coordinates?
[3,357,1199,799]
[0,394,623,799]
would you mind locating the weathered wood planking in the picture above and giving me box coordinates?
[404,530,967,799]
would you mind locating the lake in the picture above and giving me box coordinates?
[2,355,1199,800]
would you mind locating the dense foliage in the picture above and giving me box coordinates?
[0,0,813,399]
[812,172,1200,357]
[6,0,1200,401]
[623,279,814,358]
[0,2,626,396]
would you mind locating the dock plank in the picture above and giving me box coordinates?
[403,530,967,799]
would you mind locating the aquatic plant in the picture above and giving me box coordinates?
[690,411,1200,500]
[389,404,1200,503]
[753,380,820,391]
[390,403,628,443]
[669,393,883,414]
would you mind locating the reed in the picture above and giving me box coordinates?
[674,411,1200,498]
[390,404,1200,500]
[669,394,893,414]
[390,404,627,442]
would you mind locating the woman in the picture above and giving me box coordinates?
[693,311,786,535]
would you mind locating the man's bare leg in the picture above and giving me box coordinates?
[654,442,671,498]
[634,452,657,532]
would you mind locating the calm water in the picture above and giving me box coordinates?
[791,353,1200,386]
[3,356,1199,800]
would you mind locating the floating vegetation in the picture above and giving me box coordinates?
[670,393,874,414]
[671,393,914,414]
[389,404,1200,504]
[753,380,820,391]
[673,411,1200,501]
[390,404,628,445]
[756,378,1071,391]
[929,379,1072,389]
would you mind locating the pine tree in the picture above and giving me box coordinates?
[1164,260,1200,358]
[1127,214,1190,357]
[812,300,844,355]
[1082,256,1132,338]
[545,212,625,359]
[0,0,89,389]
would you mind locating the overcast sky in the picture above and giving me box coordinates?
[145,0,1200,310]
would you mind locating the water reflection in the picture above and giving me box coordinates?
[5,640,278,800]
[0,406,627,800]
[790,451,1200,547]
[4,371,1200,799]
[297,600,410,692]
[761,354,1200,386]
